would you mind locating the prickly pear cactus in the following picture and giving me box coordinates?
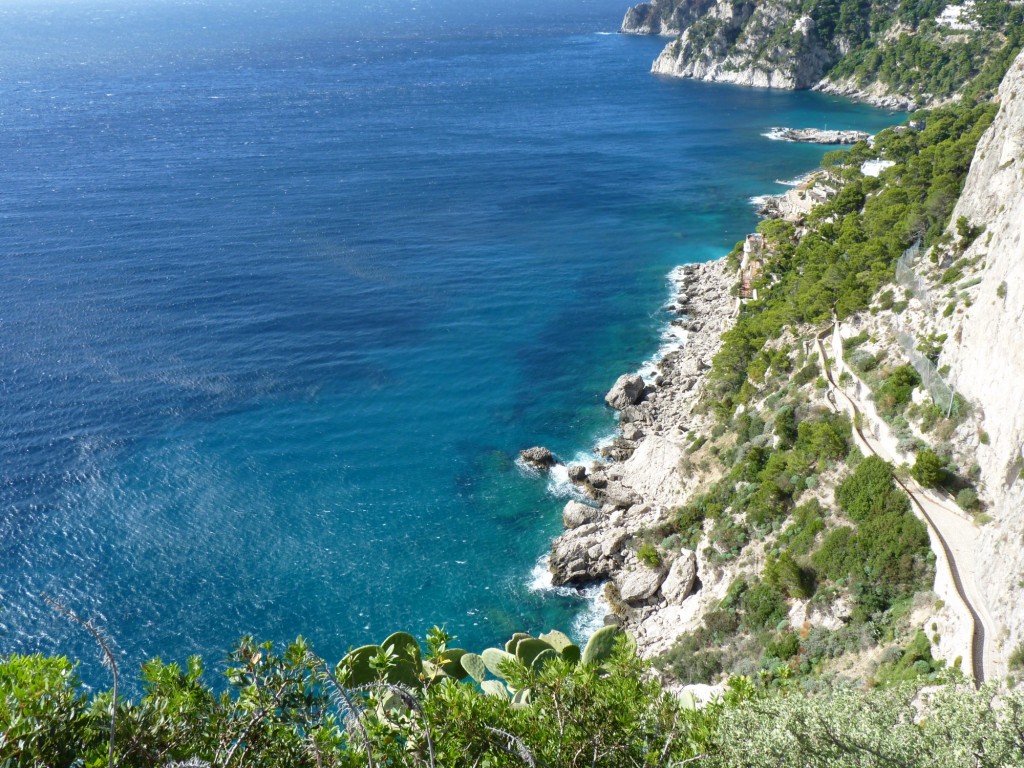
[337,644,380,687]
[505,632,532,654]
[481,648,517,679]
[514,638,554,667]
[460,652,487,683]
[581,625,625,667]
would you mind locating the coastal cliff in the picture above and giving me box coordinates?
[649,0,835,91]
[935,49,1024,676]
[620,0,715,36]
[538,43,1024,687]
[627,0,1022,109]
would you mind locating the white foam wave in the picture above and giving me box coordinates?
[762,128,791,141]
[545,463,590,501]
[571,586,611,642]
[749,194,771,208]
[774,174,811,187]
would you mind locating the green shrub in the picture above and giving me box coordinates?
[848,349,879,373]
[842,331,870,352]
[877,364,921,411]
[764,632,801,661]
[1010,643,1024,670]
[836,456,906,522]
[794,362,820,386]
[0,654,90,767]
[764,551,813,599]
[637,543,662,568]
[742,583,789,631]
[956,488,979,512]
[779,499,826,556]
[911,448,947,488]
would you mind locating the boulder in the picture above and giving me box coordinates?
[549,535,611,586]
[621,423,644,441]
[567,464,588,483]
[562,500,600,529]
[807,594,853,630]
[661,550,697,604]
[616,565,667,604]
[519,446,555,470]
[605,374,645,410]
[601,527,629,557]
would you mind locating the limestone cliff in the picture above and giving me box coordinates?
[620,0,715,36]
[650,0,835,90]
[936,48,1024,676]
[634,0,1020,108]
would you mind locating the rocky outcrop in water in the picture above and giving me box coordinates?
[605,374,646,410]
[766,127,870,144]
[519,446,556,470]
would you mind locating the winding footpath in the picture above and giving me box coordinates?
[815,325,992,684]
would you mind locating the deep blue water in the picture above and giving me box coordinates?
[0,0,900,685]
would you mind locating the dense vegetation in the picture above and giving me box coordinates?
[664,0,1023,103]
[827,0,1024,103]
[4,625,1024,767]
[643,94,1000,685]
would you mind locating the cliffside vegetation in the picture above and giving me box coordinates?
[634,0,1024,105]
[827,0,1024,103]
[639,96,998,685]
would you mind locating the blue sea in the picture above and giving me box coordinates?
[0,0,899,685]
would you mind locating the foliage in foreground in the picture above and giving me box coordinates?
[0,628,705,768]
[5,627,1024,768]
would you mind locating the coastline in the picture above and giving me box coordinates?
[542,256,737,658]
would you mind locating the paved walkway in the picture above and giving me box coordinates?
[815,325,992,683]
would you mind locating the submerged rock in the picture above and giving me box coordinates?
[519,446,556,470]
[567,464,588,483]
[605,374,645,410]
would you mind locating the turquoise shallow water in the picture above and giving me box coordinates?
[0,0,900,685]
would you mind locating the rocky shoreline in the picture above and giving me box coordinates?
[540,257,736,657]
[764,127,870,145]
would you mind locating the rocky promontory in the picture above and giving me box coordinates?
[764,127,870,145]
[620,0,714,36]
[546,258,736,655]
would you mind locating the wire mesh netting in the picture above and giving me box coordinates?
[893,241,958,418]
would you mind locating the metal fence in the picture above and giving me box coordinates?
[894,240,927,311]
[892,240,958,418]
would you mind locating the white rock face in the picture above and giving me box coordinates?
[618,434,689,506]
[562,500,600,529]
[661,549,697,604]
[616,564,667,603]
[621,0,716,36]
[605,373,646,409]
[651,0,834,90]
[938,49,1024,676]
